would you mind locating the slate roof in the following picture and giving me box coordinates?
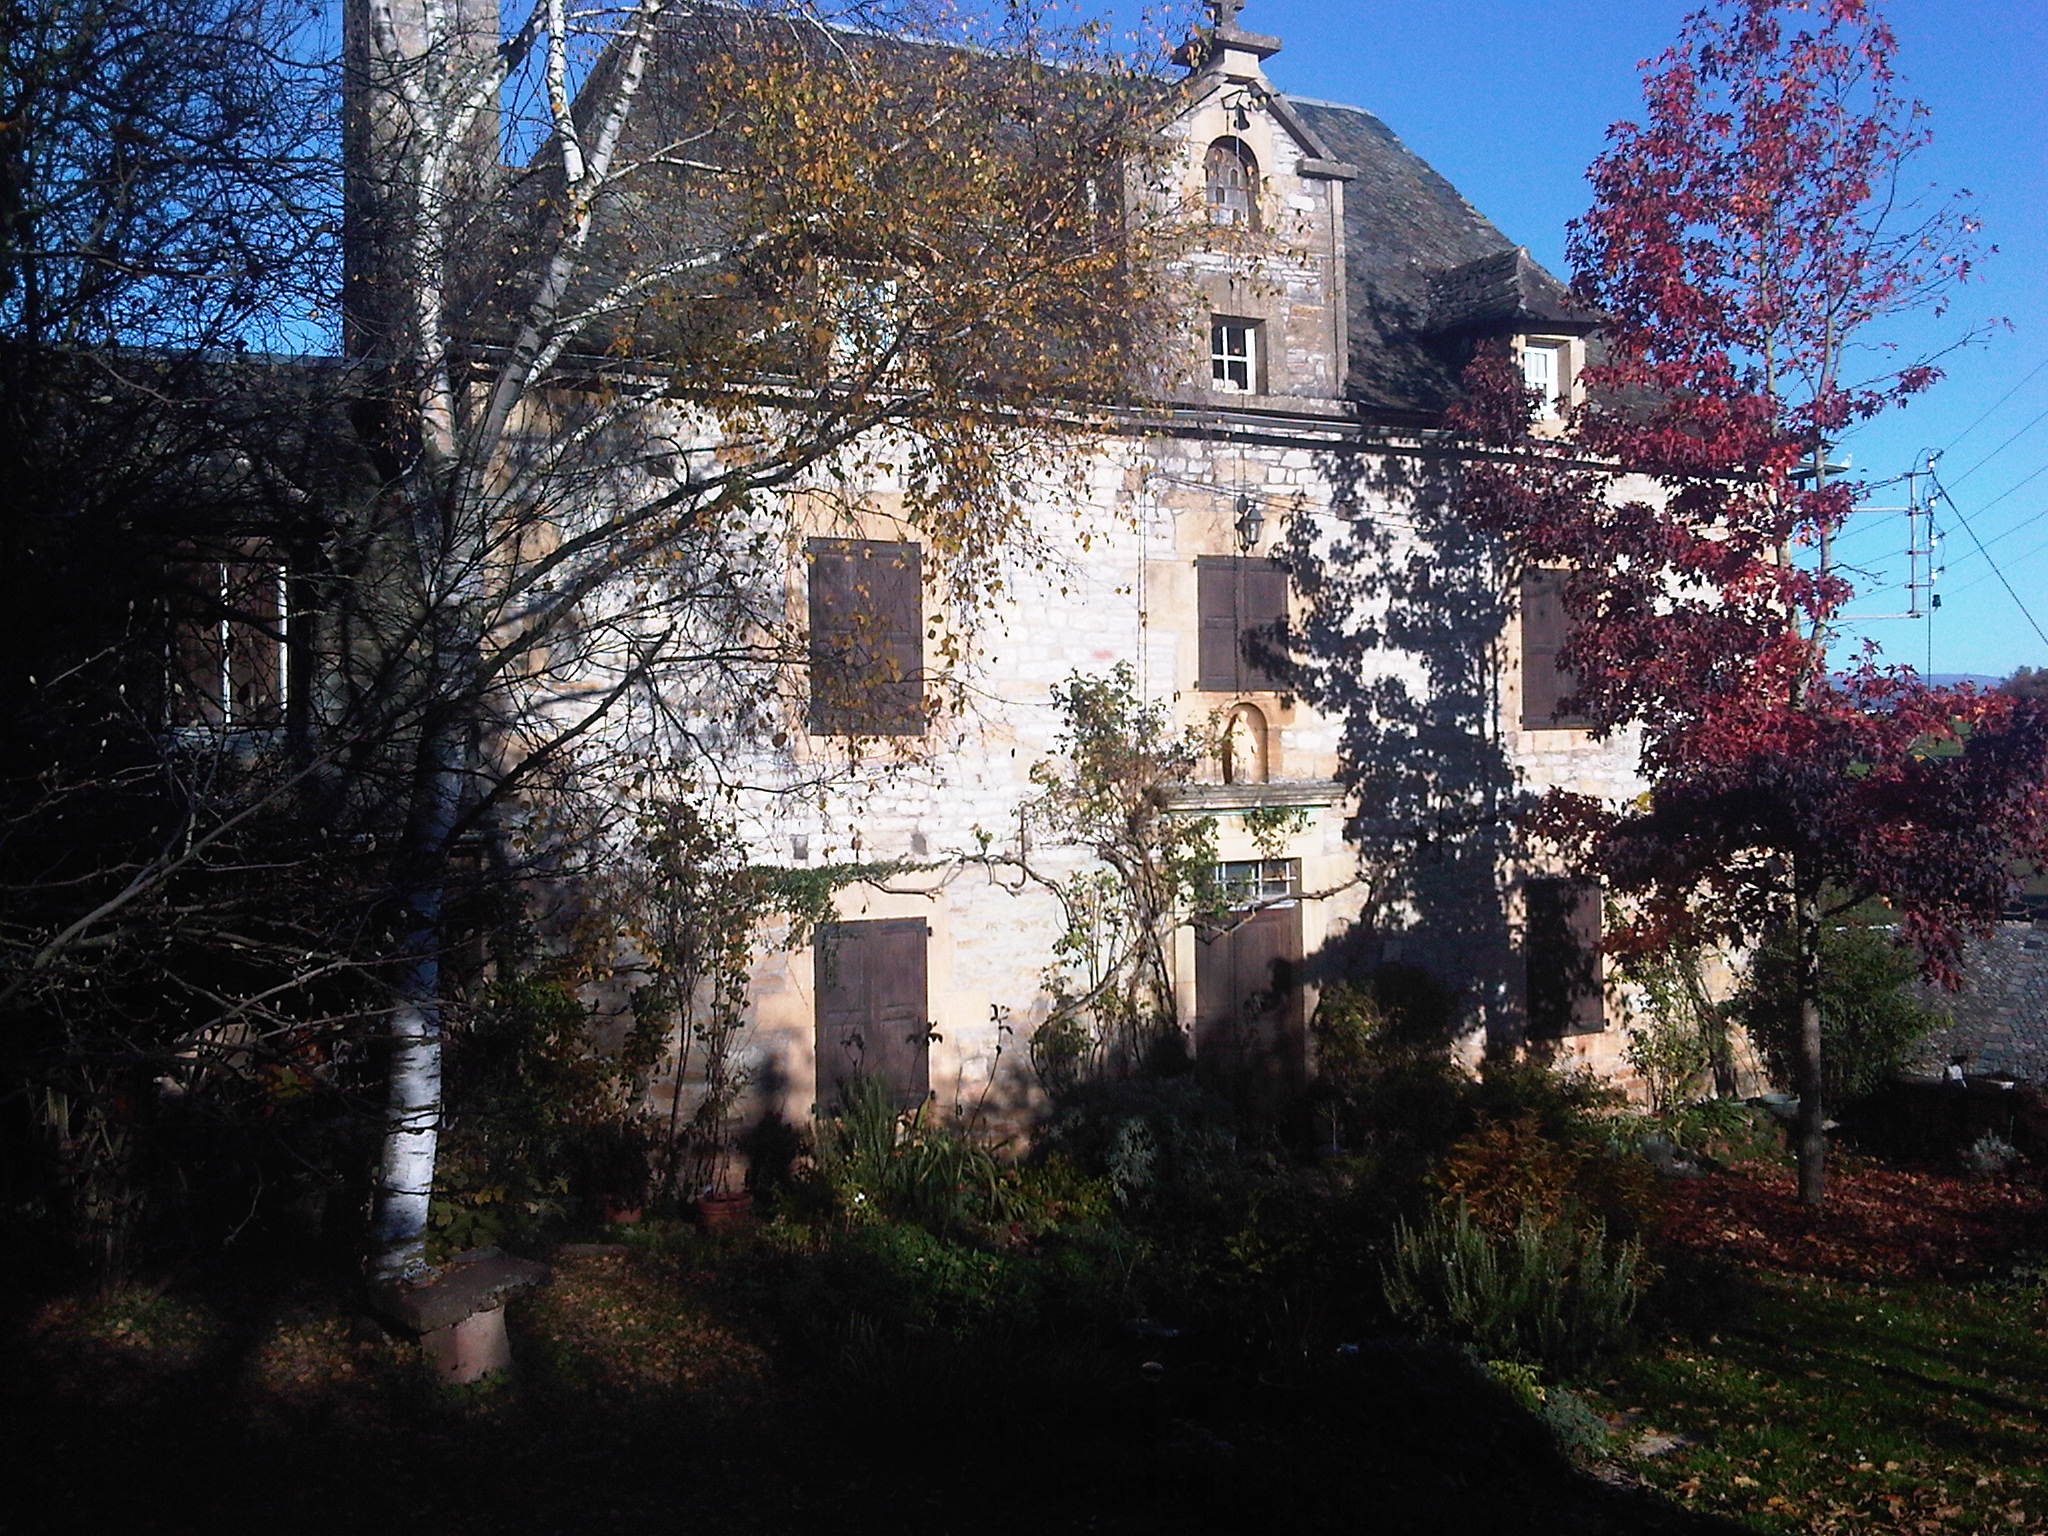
[1287,96,1586,417]
[545,16,1592,421]
[1428,247,1599,336]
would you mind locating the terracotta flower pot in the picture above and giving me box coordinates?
[694,1189,754,1230]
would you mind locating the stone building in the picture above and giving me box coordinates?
[331,0,1657,1156]
[690,3,1650,1137]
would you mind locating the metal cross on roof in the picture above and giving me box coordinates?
[1205,0,1245,30]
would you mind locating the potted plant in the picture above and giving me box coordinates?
[575,1119,653,1224]
[686,1027,755,1227]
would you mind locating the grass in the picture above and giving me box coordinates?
[1586,1142,2048,1535]
[3,1221,1735,1535]
[1603,1271,2048,1533]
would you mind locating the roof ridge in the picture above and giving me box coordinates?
[1277,94,1373,113]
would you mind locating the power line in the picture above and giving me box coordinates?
[1940,500,2048,577]
[1944,525,2048,599]
[1932,354,2048,459]
[1963,461,2048,523]
[1928,470,2048,650]
[1942,402,2048,490]
[1917,463,2048,582]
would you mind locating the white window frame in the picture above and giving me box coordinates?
[170,555,290,733]
[1520,338,1567,414]
[1210,317,1258,394]
[1215,858,1300,909]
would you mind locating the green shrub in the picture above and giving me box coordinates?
[1382,1200,1645,1371]
[1535,1384,1613,1461]
[1004,1153,1118,1236]
[1430,1113,1661,1241]
[812,1076,1010,1236]
[1477,1358,1613,1462]
[1481,1355,1545,1411]
[1741,923,1944,1106]
[1467,1059,1625,1143]
[782,1222,1037,1350]
[430,975,649,1251]
[1614,942,1731,1112]
[1311,968,1465,1157]
[1656,1095,1779,1164]
[1039,1076,1242,1216]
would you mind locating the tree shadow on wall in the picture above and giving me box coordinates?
[1275,436,1534,1061]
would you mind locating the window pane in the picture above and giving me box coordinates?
[1215,858,1299,907]
[1521,342,1561,404]
[167,549,287,731]
[1205,138,1258,229]
[1210,319,1255,393]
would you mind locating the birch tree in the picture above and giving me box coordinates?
[342,0,1180,1277]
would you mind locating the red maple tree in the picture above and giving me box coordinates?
[1457,0,2048,1203]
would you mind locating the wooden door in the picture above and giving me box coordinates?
[1194,903,1305,1109]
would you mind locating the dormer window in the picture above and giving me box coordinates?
[1204,137,1259,229]
[1519,338,1570,415]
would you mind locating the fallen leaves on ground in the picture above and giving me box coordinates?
[518,1250,772,1396]
[1657,1154,2046,1281]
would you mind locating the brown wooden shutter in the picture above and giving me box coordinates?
[1197,561,1238,690]
[1520,568,1588,728]
[869,542,923,734]
[807,539,857,734]
[1197,558,1287,692]
[814,918,930,1111]
[1525,877,1605,1037]
[224,560,284,727]
[807,539,923,735]
[1240,560,1288,691]
[168,562,227,728]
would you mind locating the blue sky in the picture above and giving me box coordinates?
[1169,0,2048,681]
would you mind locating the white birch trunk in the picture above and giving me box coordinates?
[368,697,465,1280]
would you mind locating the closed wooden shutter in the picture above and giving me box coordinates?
[1525,877,1604,1036]
[814,918,930,1111]
[223,561,284,727]
[169,562,228,728]
[1196,557,1288,692]
[1519,568,1588,728]
[808,539,923,735]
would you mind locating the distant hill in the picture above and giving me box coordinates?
[1833,670,2002,692]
